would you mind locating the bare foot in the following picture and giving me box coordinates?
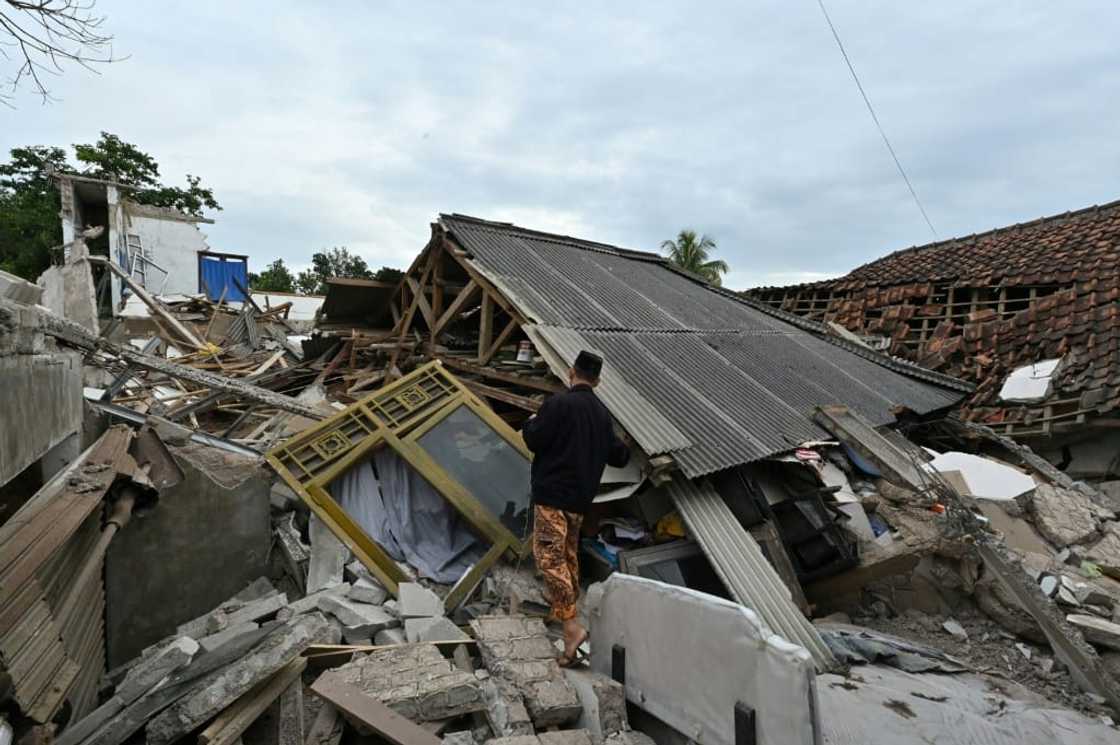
[558,619,589,666]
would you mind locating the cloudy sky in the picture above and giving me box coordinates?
[4,1,1119,289]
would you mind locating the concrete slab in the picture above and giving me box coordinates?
[375,628,407,646]
[405,617,471,643]
[563,669,628,740]
[349,577,389,606]
[400,582,445,618]
[315,643,485,722]
[286,582,351,615]
[318,594,397,632]
[198,622,260,653]
[116,636,199,704]
[1066,614,1120,651]
[307,513,349,593]
[479,677,535,738]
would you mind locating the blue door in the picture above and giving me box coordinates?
[199,253,249,302]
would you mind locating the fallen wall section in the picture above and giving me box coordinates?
[590,573,820,745]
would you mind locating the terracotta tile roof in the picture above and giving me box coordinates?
[834,199,1120,290]
[747,200,1120,437]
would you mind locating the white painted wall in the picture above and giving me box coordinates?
[120,212,211,296]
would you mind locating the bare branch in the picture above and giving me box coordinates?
[0,0,122,107]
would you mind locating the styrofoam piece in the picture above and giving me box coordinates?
[999,358,1061,402]
[924,451,1035,501]
[590,573,818,745]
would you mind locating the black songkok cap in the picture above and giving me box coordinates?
[574,350,603,378]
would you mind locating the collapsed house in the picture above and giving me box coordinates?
[4,212,1120,744]
[747,200,1120,490]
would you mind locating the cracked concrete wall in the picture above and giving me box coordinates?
[0,298,84,489]
[104,443,270,666]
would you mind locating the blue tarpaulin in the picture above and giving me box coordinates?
[199,253,248,301]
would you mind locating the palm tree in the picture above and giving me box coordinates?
[660,230,729,286]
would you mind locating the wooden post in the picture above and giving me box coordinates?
[478,292,494,362]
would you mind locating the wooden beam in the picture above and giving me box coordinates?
[88,256,206,349]
[477,292,493,362]
[479,317,518,365]
[462,380,542,412]
[310,675,441,745]
[440,237,525,322]
[406,276,435,330]
[437,355,562,394]
[431,280,479,339]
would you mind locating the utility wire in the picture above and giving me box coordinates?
[816,0,937,237]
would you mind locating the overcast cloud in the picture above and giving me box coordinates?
[3,1,1119,289]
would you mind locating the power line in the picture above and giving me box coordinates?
[815,0,937,237]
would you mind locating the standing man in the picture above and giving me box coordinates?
[522,350,630,666]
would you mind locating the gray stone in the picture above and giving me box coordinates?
[286,582,351,615]
[349,577,389,606]
[199,622,260,653]
[383,598,400,617]
[406,616,471,643]
[342,631,372,645]
[375,627,407,646]
[305,702,344,745]
[307,513,349,593]
[146,613,335,745]
[1039,575,1059,597]
[487,737,541,745]
[941,618,968,640]
[1030,483,1099,547]
[1066,613,1120,651]
[316,643,485,722]
[116,636,199,705]
[400,582,445,618]
[234,577,278,602]
[318,594,397,631]
[270,481,300,511]
[563,669,628,739]
[471,616,582,728]
[1056,587,1081,606]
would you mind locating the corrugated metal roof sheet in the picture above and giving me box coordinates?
[441,213,968,475]
[666,477,838,672]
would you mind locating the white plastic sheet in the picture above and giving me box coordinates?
[924,451,1035,501]
[331,450,485,583]
[999,358,1062,402]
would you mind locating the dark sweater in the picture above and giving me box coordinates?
[522,384,630,515]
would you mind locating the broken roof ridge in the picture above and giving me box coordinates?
[440,212,666,262]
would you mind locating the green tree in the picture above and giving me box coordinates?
[249,259,295,293]
[294,246,375,295]
[660,229,729,286]
[374,266,404,284]
[73,132,221,217]
[0,146,67,278]
[0,133,221,281]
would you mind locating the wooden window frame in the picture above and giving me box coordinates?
[266,360,534,611]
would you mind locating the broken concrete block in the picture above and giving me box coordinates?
[563,669,628,739]
[400,582,445,618]
[235,577,278,602]
[116,636,199,704]
[146,613,335,745]
[405,616,471,643]
[471,616,582,728]
[315,642,485,721]
[941,618,968,640]
[270,481,300,511]
[209,592,289,633]
[1086,523,1120,578]
[305,702,344,745]
[487,737,542,745]
[480,676,535,737]
[349,576,389,606]
[375,627,407,646]
[199,622,260,653]
[442,732,476,745]
[1030,483,1099,547]
[307,513,349,593]
[604,732,656,745]
[383,598,400,617]
[55,697,124,745]
[286,582,351,615]
[318,594,397,631]
[1066,613,1120,651]
[1039,575,1059,597]
[275,512,310,590]
[539,731,595,745]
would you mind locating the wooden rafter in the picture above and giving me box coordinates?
[437,355,562,393]
[479,317,518,365]
[431,279,480,339]
[477,292,493,361]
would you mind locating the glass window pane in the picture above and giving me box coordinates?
[417,404,532,537]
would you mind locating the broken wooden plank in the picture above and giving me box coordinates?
[462,380,541,412]
[87,256,206,349]
[198,657,307,745]
[310,674,441,745]
[437,355,562,393]
[813,405,928,492]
